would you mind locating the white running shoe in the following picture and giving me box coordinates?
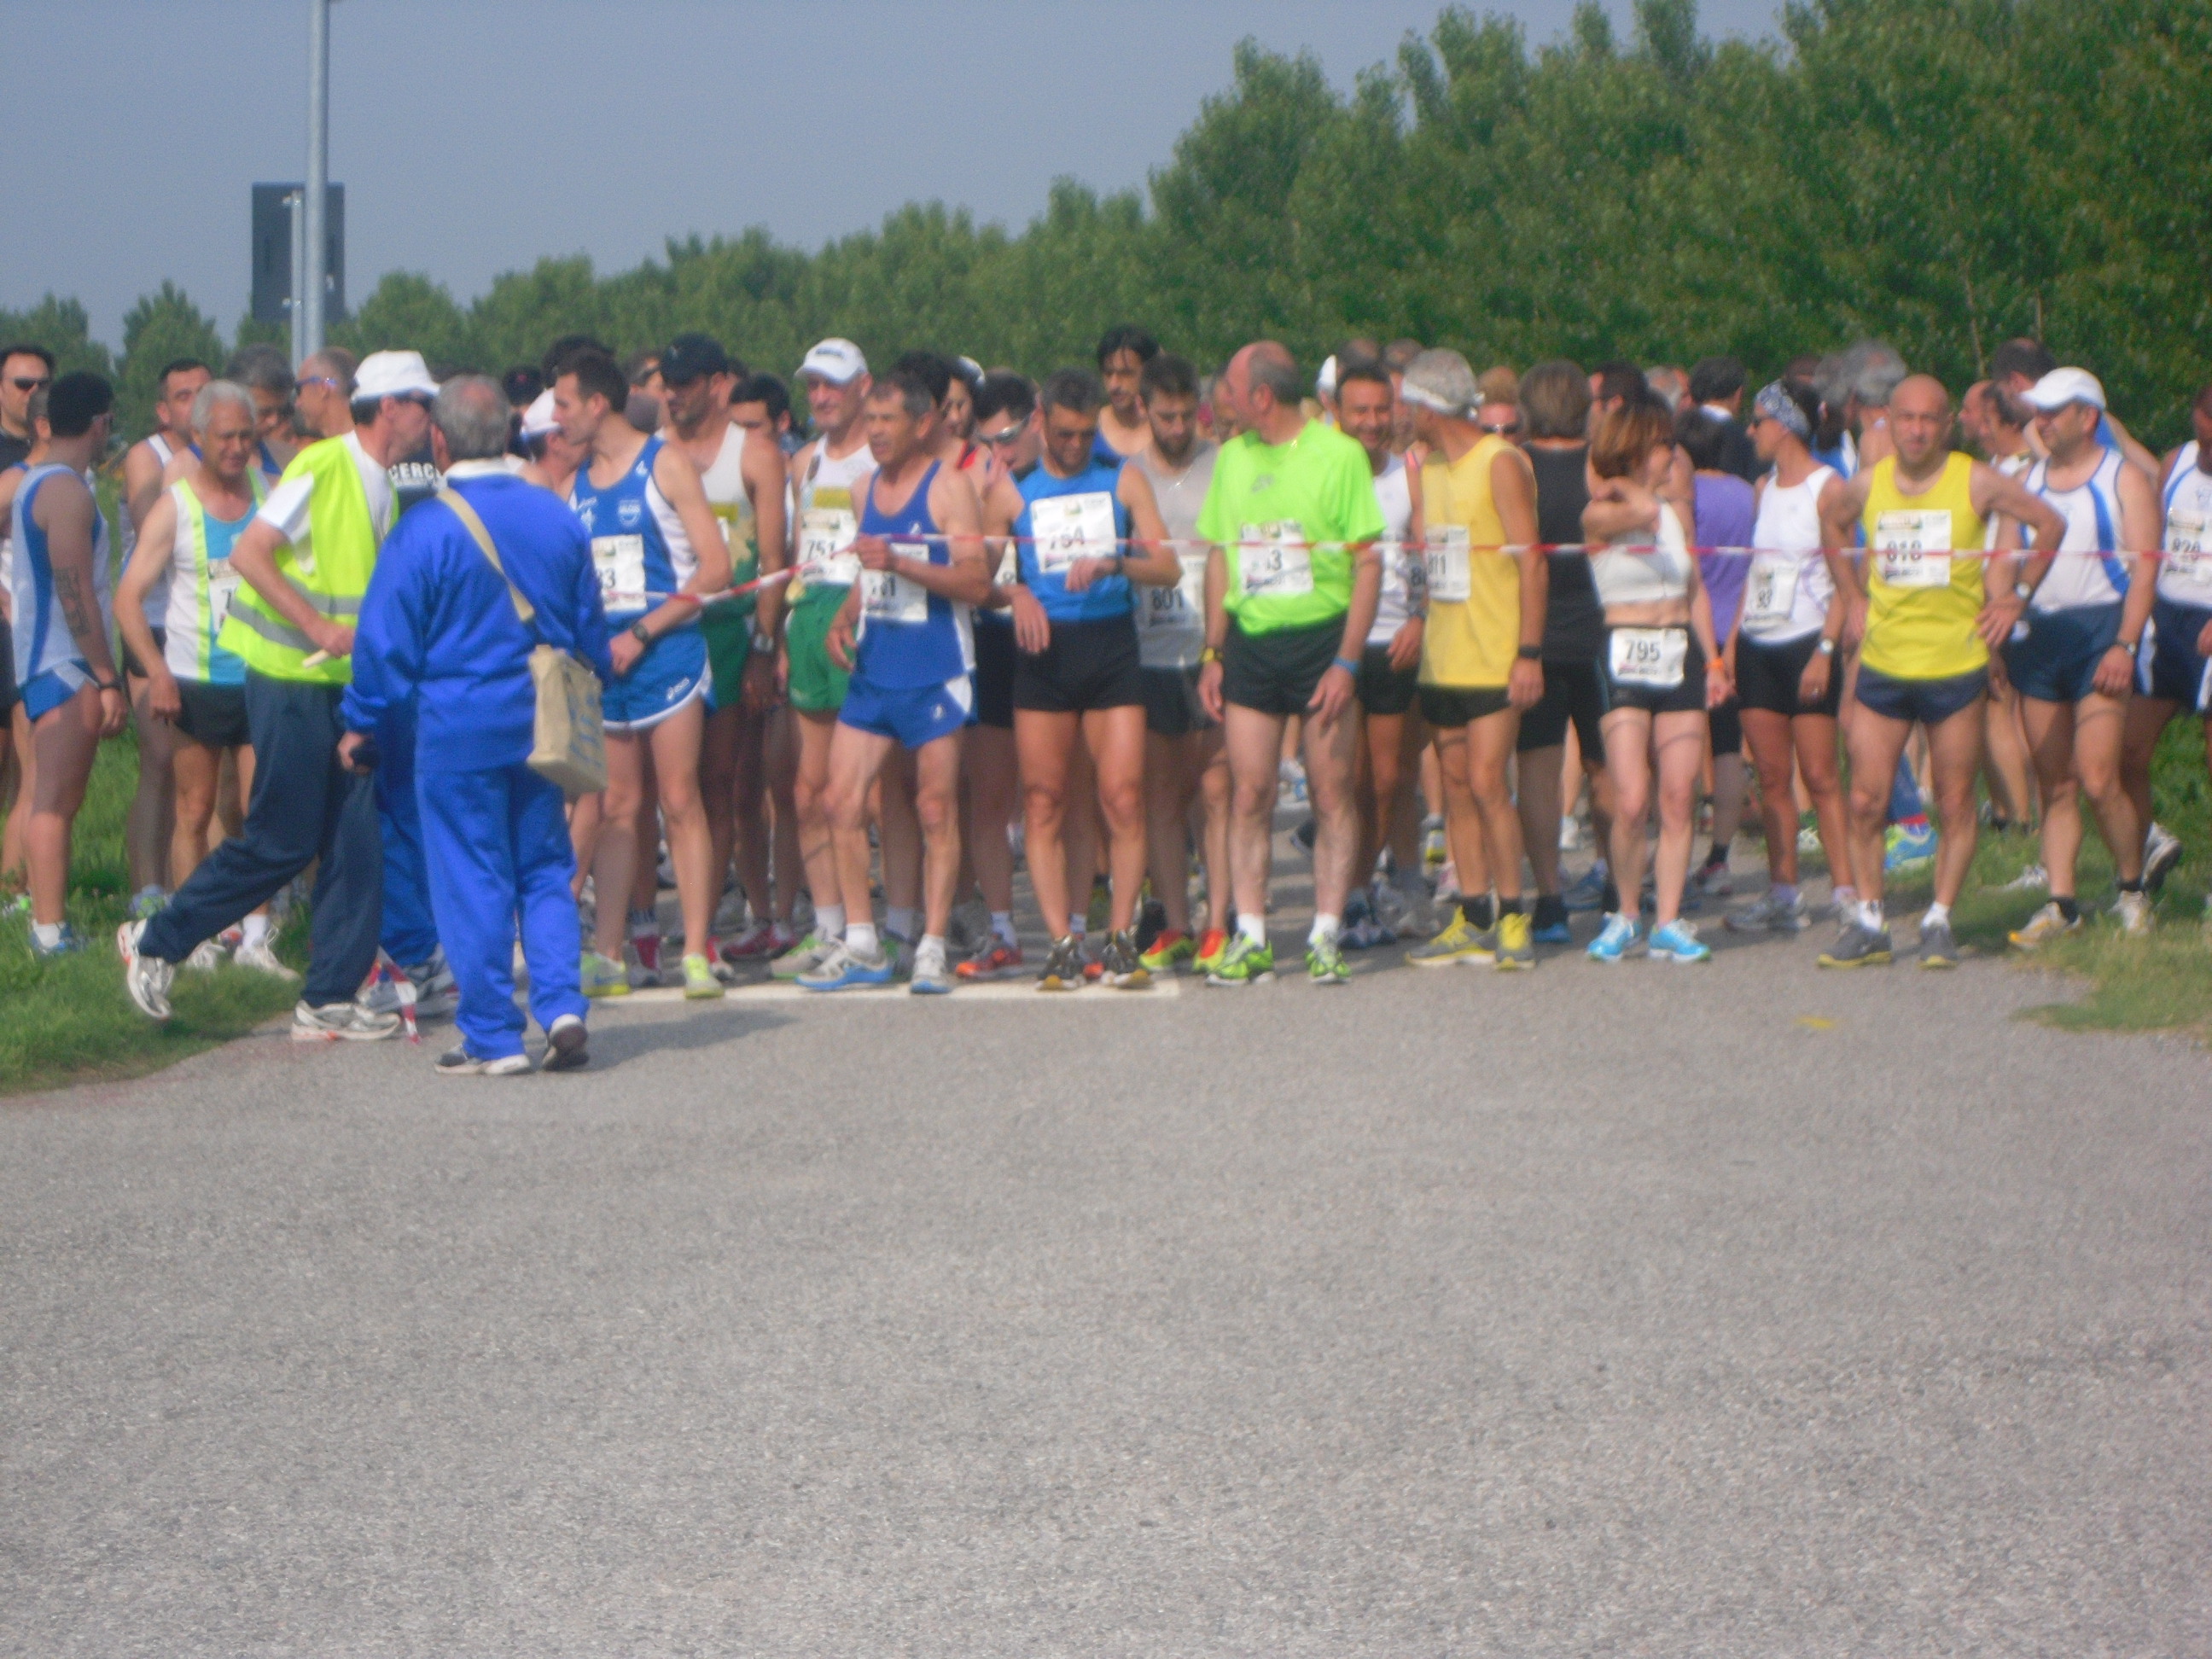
[232,938,300,981]
[117,919,175,1022]
[291,1000,403,1041]
[183,938,226,974]
[2113,888,2153,938]
[2000,863,2050,893]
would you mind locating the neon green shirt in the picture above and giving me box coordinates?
[1196,421,1385,635]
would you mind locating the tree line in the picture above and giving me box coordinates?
[9,0,2208,445]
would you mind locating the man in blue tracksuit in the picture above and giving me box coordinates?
[342,376,611,1074]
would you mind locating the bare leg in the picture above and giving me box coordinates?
[1224,705,1287,928]
[1144,730,1198,934]
[646,701,715,960]
[1842,708,1915,908]
[1600,711,1655,911]
[169,736,223,888]
[1650,712,1707,927]
[1302,695,1362,920]
[2020,696,2086,899]
[2071,695,2141,883]
[1196,728,1231,932]
[125,672,177,897]
[911,731,965,938]
[962,722,1019,921]
[792,709,844,925]
[1517,743,1566,897]
[764,705,801,923]
[1082,704,1149,934]
[699,700,745,924]
[1926,698,1987,909]
[879,745,923,926]
[1984,674,2035,825]
[26,689,102,927]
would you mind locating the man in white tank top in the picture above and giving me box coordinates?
[2008,369,2160,945]
[116,358,211,917]
[1959,380,2040,839]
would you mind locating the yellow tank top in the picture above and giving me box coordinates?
[1417,434,1519,689]
[1859,451,1989,681]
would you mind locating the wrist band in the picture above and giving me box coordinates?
[1198,645,1221,666]
[1332,655,1359,678]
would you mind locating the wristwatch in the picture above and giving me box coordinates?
[750,628,776,654]
[2116,637,2140,656]
[1516,643,1542,661]
[629,621,652,644]
[1198,645,1222,666]
[1816,637,1837,656]
[2013,580,2035,602]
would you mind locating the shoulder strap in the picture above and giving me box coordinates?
[437,486,536,627]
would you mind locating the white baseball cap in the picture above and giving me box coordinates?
[354,349,439,402]
[2023,366,2106,412]
[1316,354,1340,399]
[797,338,868,385]
[519,389,557,439]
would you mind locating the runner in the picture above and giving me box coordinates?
[1002,368,1178,990]
[1726,380,1849,936]
[1095,326,1160,461]
[1679,405,1755,901]
[1395,349,1545,971]
[290,348,357,442]
[1333,359,1426,951]
[0,344,52,469]
[800,365,991,995]
[1580,390,1729,963]
[2120,380,2212,918]
[113,381,290,976]
[1195,341,1384,987]
[556,347,732,1002]
[10,373,126,958]
[661,334,789,969]
[1959,380,2040,836]
[1127,353,1230,975]
[1815,374,2064,968]
[1515,360,1614,940]
[2006,368,2161,944]
[770,341,877,981]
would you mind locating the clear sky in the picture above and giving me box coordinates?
[0,0,1781,346]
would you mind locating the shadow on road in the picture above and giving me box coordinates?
[583,1006,795,1070]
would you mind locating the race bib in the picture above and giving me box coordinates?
[1743,554,1798,626]
[1144,554,1206,634]
[861,541,929,625]
[1609,626,1688,689]
[591,533,648,610]
[1237,521,1313,598]
[1423,525,1470,603]
[799,507,859,587]
[993,540,1019,587]
[207,559,241,632]
[2165,510,2209,589]
[1873,509,1953,589]
[1032,491,1117,576]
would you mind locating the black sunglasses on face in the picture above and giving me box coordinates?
[10,375,51,392]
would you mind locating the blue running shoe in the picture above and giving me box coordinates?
[1563,865,1610,912]
[1884,817,1936,874]
[1586,911,1641,962]
[798,940,895,992]
[1649,918,1712,963]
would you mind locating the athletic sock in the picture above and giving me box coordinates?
[1237,912,1266,946]
[2055,896,2080,923]
[846,922,880,957]
[816,904,846,941]
[1772,882,1799,908]
[1498,895,1523,917]
[241,912,271,948]
[2116,877,2144,894]
[1924,901,1952,928]
[1860,899,1884,930]
[920,932,946,955]
[31,922,61,950]
[1461,894,1496,930]
[1309,913,1339,947]
[991,911,1018,948]
[1831,885,1857,912]
[887,906,920,942]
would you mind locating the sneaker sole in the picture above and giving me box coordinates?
[291,1023,402,1042]
[909,981,953,996]
[1920,955,1958,969]
[1816,952,1892,968]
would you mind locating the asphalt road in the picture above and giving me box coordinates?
[5,869,2209,1655]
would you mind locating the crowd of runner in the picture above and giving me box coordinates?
[4,318,2209,1070]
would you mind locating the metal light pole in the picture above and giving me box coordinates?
[300,0,329,361]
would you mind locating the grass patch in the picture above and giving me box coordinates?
[1,736,302,1097]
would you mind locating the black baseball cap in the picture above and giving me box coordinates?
[661,332,731,385]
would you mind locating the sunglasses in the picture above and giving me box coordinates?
[980,424,1028,446]
[10,375,51,392]
[294,375,336,394]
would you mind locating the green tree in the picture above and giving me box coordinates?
[0,294,114,381]
[115,282,226,441]
[334,272,478,372]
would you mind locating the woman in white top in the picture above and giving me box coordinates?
[1727,380,1851,934]
[1580,392,1730,963]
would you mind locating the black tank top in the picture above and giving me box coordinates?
[1528,443,1603,660]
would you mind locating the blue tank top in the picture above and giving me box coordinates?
[855,461,969,689]
[1015,457,1134,625]
[568,434,697,623]
[10,464,111,684]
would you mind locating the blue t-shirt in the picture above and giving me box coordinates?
[1015,457,1133,626]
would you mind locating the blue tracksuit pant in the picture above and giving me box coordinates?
[418,762,585,1061]
[375,709,440,967]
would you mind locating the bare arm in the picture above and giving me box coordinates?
[1496,445,1545,709]
[1582,478,1657,544]
[2112,458,2162,656]
[123,440,167,533]
[2101,411,2162,485]
[745,429,789,640]
[116,492,180,715]
[655,443,733,600]
[1115,465,1181,588]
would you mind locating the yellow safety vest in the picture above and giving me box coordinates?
[218,435,380,685]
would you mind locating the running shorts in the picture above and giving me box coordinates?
[2142,597,2212,713]
[1596,627,1708,717]
[1854,666,1988,727]
[1735,633,1842,719]
[1418,685,1512,728]
[1221,615,1343,718]
[1013,614,1144,715]
[1356,644,1420,716]
[2005,601,2122,705]
[1516,657,1605,754]
[1141,665,1213,738]
[839,672,973,751]
[973,617,1016,731]
[603,628,710,731]
[173,678,251,748]
[784,591,852,715]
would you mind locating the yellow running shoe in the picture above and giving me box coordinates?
[681,952,725,999]
[1406,910,1498,967]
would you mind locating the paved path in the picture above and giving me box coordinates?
[5,884,2209,1655]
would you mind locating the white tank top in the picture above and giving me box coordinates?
[1133,440,1218,669]
[1592,502,1693,609]
[2154,442,2212,607]
[2027,447,2129,611]
[695,422,756,580]
[794,435,875,591]
[1741,464,1836,643]
[1366,453,1420,647]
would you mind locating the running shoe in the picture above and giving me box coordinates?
[1278,759,1307,805]
[699,940,741,984]
[798,940,894,992]
[1421,816,1447,871]
[129,886,168,922]
[1558,815,1584,853]
[770,930,837,981]
[1649,918,1712,963]
[1099,929,1151,990]
[1193,928,1230,975]
[1493,909,1535,970]
[31,922,85,960]
[1817,921,1894,968]
[956,936,1025,981]
[2008,900,2081,952]
[407,947,459,1018]
[909,936,953,995]
[1371,879,1417,940]
[1918,918,1959,969]
[713,888,748,934]
[1306,935,1352,985]
[1586,912,1643,963]
[1563,866,1610,912]
[435,1047,532,1077]
[951,895,992,954]
[1726,891,1807,934]
[1691,859,1735,899]
[1432,860,1460,902]
[1883,818,1936,874]
[1037,934,1087,992]
[180,937,224,973]
[2142,822,2182,895]
[544,1013,590,1072]
[117,920,174,1020]
[1138,929,1194,974]
[681,953,724,999]
[1206,933,1275,987]
[291,999,403,1041]
[2112,889,2154,938]
[579,950,632,998]
[627,912,661,977]
[1796,815,1822,856]
[1340,891,1391,952]
[1529,894,1574,946]
[1406,911,1497,967]
[2000,862,2051,893]
[719,921,783,962]
[233,938,300,980]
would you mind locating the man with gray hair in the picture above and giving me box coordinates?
[341,375,612,1073]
